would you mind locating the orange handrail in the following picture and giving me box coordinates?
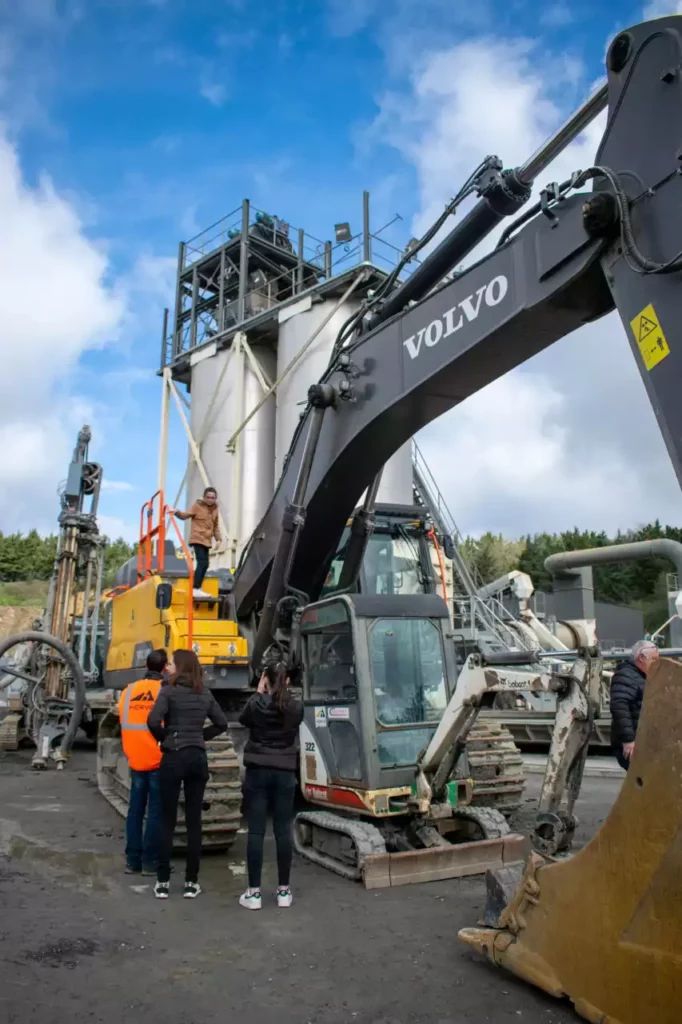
[137,491,194,648]
[138,490,166,581]
[166,510,194,649]
[427,526,449,604]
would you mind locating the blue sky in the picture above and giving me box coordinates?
[1,0,680,544]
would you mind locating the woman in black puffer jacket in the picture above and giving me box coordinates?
[238,662,303,911]
[147,649,227,899]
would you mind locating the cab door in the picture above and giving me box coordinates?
[298,597,371,799]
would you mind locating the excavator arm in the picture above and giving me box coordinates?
[235,17,682,677]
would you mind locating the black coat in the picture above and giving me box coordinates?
[610,658,646,748]
[239,692,304,771]
[147,679,227,753]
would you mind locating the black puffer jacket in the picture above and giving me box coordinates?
[610,658,646,748]
[147,678,227,753]
[239,693,304,771]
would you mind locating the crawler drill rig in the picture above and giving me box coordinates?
[0,427,103,767]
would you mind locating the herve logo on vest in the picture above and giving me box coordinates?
[403,274,509,360]
[131,690,156,703]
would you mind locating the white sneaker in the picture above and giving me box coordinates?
[154,881,170,899]
[239,890,262,911]
[184,881,202,899]
[193,588,211,599]
[277,888,293,908]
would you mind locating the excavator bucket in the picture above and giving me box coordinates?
[459,657,682,1024]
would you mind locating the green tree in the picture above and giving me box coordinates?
[460,533,526,585]
[0,531,134,586]
[102,537,136,586]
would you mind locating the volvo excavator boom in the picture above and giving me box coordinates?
[234,18,682,663]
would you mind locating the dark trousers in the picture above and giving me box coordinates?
[192,544,210,589]
[157,748,209,884]
[125,768,161,870]
[243,765,297,889]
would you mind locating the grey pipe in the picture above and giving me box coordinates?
[0,632,86,757]
[517,82,608,185]
[545,539,682,581]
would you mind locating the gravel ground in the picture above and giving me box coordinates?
[0,747,621,1024]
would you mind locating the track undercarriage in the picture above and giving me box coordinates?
[462,720,525,815]
[293,803,526,888]
[97,713,242,853]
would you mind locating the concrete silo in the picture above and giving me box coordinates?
[162,196,415,569]
[187,339,276,568]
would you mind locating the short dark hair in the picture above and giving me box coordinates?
[204,487,217,497]
[147,649,168,673]
[172,649,204,694]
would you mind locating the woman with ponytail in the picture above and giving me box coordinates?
[238,662,303,910]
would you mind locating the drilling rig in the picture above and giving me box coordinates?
[0,426,106,768]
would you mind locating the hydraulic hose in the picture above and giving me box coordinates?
[0,631,86,757]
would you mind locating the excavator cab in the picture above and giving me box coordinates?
[297,591,456,808]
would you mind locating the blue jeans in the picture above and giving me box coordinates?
[126,768,161,870]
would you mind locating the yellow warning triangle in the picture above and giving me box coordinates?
[638,315,657,343]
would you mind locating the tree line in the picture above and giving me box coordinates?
[1,521,680,630]
[0,531,136,588]
[460,520,682,632]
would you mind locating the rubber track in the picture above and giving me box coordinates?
[464,721,526,815]
[450,804,510,840]
[293,810,387,880]
[98,735,242,854]
[0,712,21,751]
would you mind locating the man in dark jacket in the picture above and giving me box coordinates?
[610,639,659,771]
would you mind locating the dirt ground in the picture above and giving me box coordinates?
[0,746,621,1024]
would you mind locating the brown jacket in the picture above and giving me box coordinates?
[175,499,221,548]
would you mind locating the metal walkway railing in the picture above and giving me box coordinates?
[411,440,533,652]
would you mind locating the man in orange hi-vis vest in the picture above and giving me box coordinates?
[118,649,168,874]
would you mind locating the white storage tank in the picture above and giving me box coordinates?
[187,338,276,567]
[275,296,414,504]
[275,296,362,481]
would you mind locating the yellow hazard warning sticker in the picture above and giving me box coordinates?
[630,302,670,371]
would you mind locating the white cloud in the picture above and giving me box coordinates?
[101,480,134,493]
[643,0,682,15]
[373,32,682,536]
[540,3,574,27]
[200,81,228,107]
[0,127,124,535]
[97,514,139,543]
[326,0,379,36]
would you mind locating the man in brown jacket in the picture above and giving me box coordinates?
[170,487,221,598]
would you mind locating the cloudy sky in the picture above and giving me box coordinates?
[1,0,681,544]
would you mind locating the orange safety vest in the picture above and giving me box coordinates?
[118,676,163,772]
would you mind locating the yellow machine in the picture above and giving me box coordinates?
[103,575,248,678]
[96,500,246,851]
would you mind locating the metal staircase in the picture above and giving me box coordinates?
[411,440,532,652]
